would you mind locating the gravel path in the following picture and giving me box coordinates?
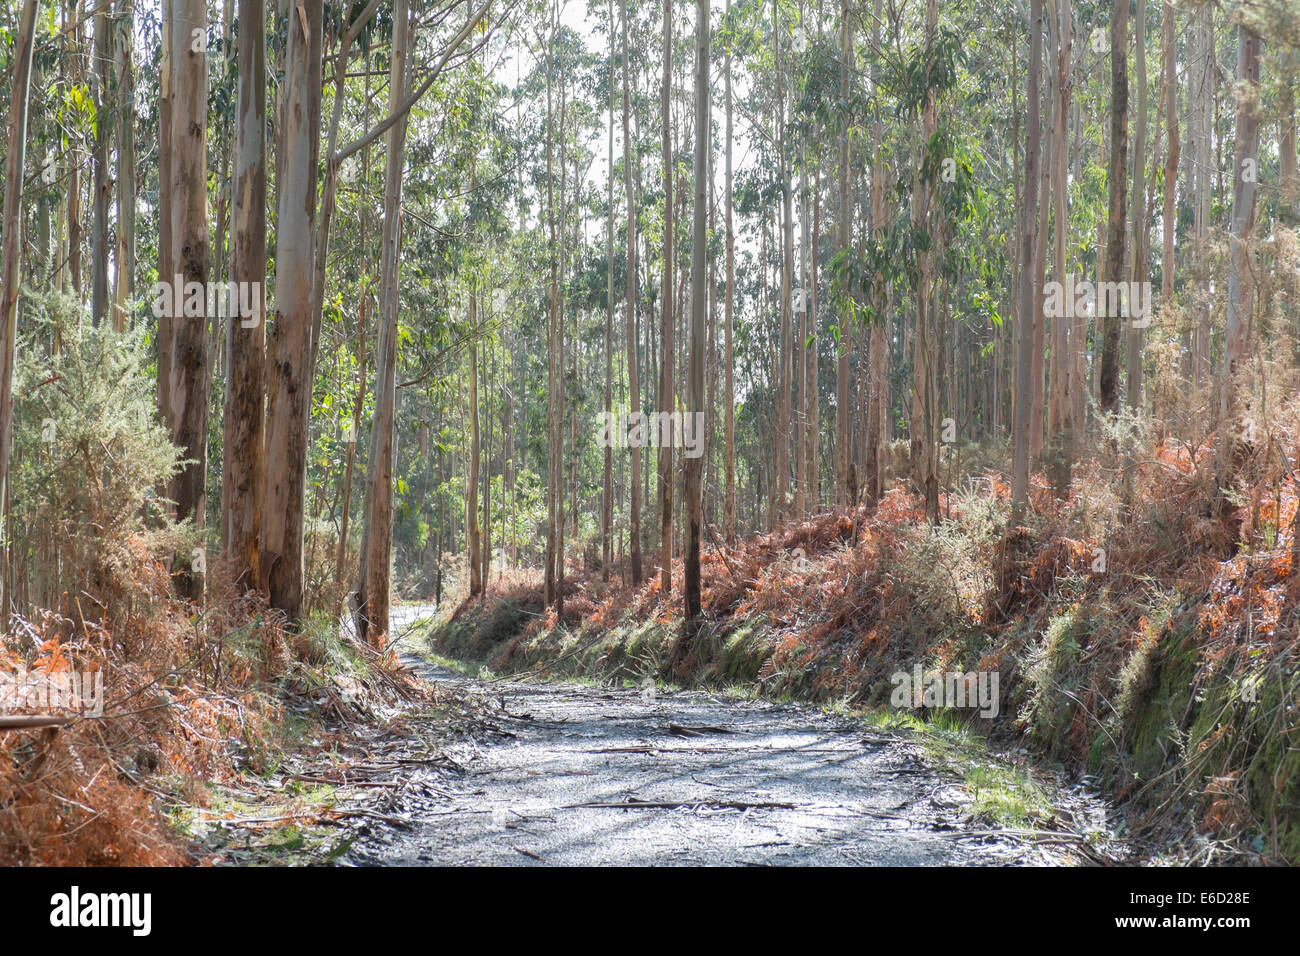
[343,606,1103,866]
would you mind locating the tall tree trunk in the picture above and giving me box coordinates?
[622,0,644,581]
[113,0,136,332]
[776,8,792,527]
[1012,0,1043,511]
[1099,0,1128,415]
[1127,0,1149,414]
[1281,50,1298,225]
[807,164,820,510]
[1047,0,1072,480]
[912,0,940,523]
[0,0,38,620]
[355,0,410,643]
[335,45,374,589]
[836,0,852,508]
[543,22,568,615]
[795,154,807,519]
[91,5,114,328]
[483,337,493,588]
[467,302,482,598]
[603,0,616,582]
[168,0,211,603]
[544,25,558,606]
[336,294,367,586]
[156,0,173,429]
[1031,85,1050,469]
[1070,96,1087,451]
[865,0,886,504]
[684,0,710,628]
[723,0,736,544]
[1161,0,1179,310]
[1191,3,1212,392]
[264,0,323,623]
[1220,23,1263,482]
[659,0,675,592]
[221,0,267,594]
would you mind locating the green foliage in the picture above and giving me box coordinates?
[10,290,189,618]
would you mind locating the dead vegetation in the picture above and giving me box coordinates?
[0,560,444,865]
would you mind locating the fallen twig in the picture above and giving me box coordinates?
[665,723,738,737]
[563,798,801,811]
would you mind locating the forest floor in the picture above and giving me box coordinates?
[327,606,1130,866]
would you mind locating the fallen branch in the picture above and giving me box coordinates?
[665,723,738,737]
[0,715,73,730]
[563,798,801,811]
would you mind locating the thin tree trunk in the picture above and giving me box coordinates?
[912,0,940,522]
[865,0,886,504]
[113,0,136,332]
[723,0,736,543]
[156,0,173,429]
[336,45,373,589]
[622,0,644,582]
[1031,84,1050,469]
[90,5,114,328]
[1220,23,1263,481]
[603,0,616,581]
[221,0,267,594]
[1127,0,1149,414]
[776,8,792,527]
[0,0,38,620]
[336,294,367,585]
[1012,0,1043,511]
[1047,0,1072,479]
[1099,0,1128,415]
[483,336,493,588]
[808,164,820,511]
[836,0,852,508]
[544,23,559,606]
[684,0,709,629]
[355,0,410,643]
[467,298,482,598]
[659,0,675,592]
[1162,0,1179,305]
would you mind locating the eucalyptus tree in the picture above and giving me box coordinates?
[355,0,411,645]
[221,0,268,594]
[1098,0,1128,416]
[0,0,37,617]
[684,0,711,627]
[264,0,323,621]
[658,0,675,589]
[1013,0,1043,510]
[166,0,212,601]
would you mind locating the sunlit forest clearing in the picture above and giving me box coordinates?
[0,0,1298,868]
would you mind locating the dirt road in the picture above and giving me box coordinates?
[342,608,1110,866]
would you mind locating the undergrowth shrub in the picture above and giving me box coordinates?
[0,294,351,865]
[10,292,191,625]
